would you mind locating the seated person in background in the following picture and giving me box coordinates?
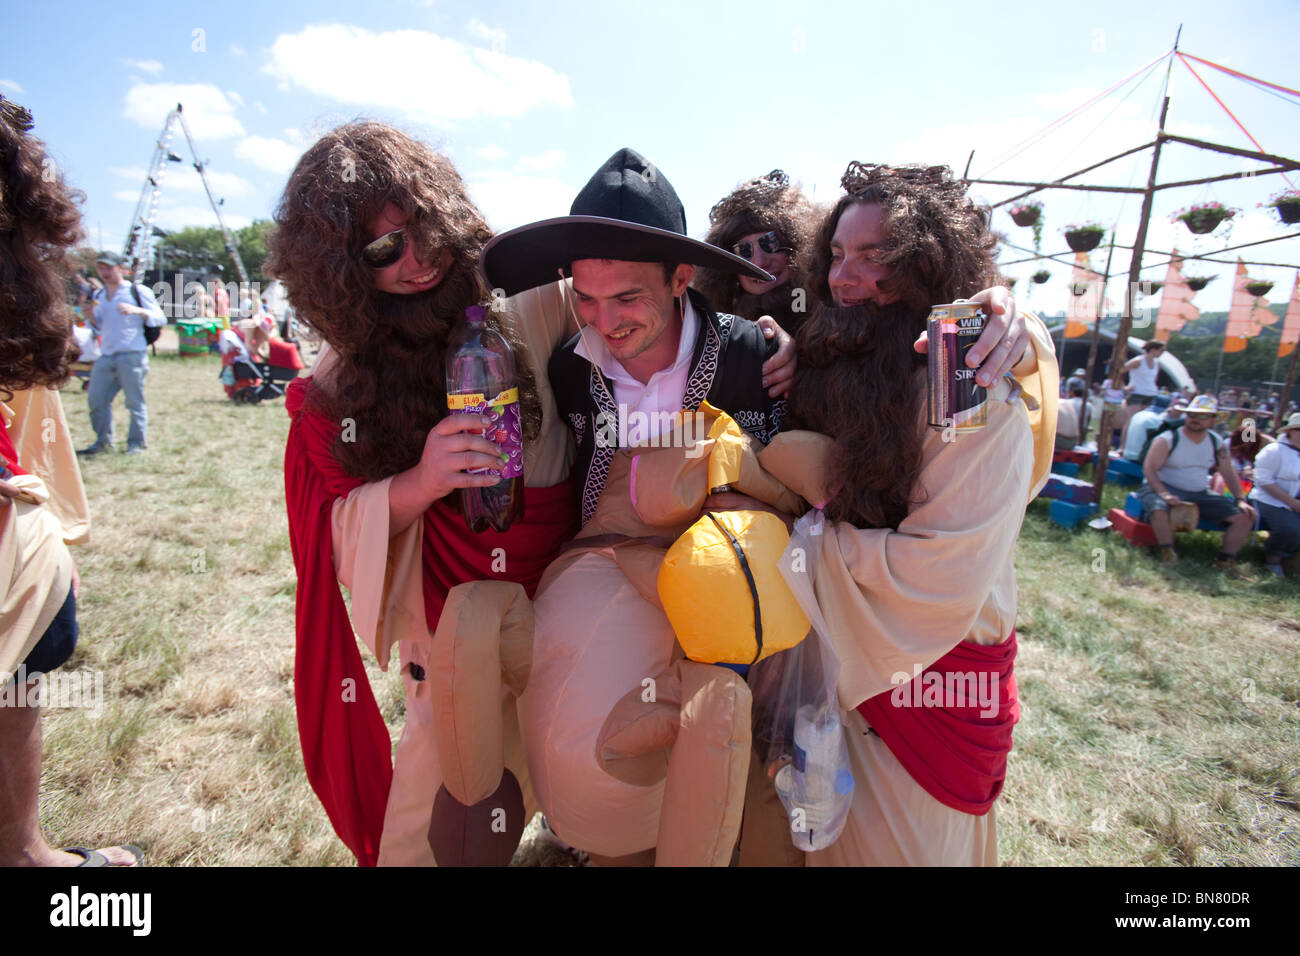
[1122,393,1176,462]
[1139,395,1256,568]
[1056,383,1089,450]
[1249,413,1300,578]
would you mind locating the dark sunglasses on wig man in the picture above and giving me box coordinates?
[730,230,787,261]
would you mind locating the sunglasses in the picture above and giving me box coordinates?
[361,228,408,269]
[731,231,785,261]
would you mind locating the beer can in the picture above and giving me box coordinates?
[927,303,987,432]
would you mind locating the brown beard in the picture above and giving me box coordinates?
[313,259,542,481]
[787,300,929,529]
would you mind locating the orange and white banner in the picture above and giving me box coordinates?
[1280,271,1300,359]
[1153,250,1200,343]
[1224,259,1271,353]
[1065,252,1104,338]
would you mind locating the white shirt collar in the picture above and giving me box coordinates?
[574,293,698,389]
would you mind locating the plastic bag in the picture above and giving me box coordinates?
[748,509,854,852]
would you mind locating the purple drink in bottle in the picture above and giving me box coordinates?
[445,305,524,532]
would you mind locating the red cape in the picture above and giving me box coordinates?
[283,378,576,864]
[856,631,1019,816]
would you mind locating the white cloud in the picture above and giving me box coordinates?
[226,90,245,107]
[234,135,304,175]
[263,24,571,123]
[113,189,139,203]
[230,43,246,57]
[516,149,563,172]
[0,78,25,94]
[255,100,269,114]
[107,162,253,199]
[123,82,246,139]
[466,18,507,52]
[477,144,507,161]
[467,171,572,232]
[152,203,252,232]
[122,59,164,75]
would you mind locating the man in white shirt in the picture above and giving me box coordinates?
[1250,413,1300,577]
[1140,395,1257,568]
[78,251,165,456]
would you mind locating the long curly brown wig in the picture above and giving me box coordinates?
[806,163,999,312]
[0,96,82,398]
[266,121,540,480]
[789,163,999,530]
[693,170,819,331]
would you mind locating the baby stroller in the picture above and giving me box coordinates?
[221,332,305,404]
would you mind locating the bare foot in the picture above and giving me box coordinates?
[53,845,144,867]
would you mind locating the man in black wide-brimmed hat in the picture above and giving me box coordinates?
[483,147,794,525]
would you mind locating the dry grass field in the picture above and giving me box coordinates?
[34,333,1300,866]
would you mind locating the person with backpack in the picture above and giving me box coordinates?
[1139,395,1256,568]
[1250,413,1300,577]
[77,251,164,456]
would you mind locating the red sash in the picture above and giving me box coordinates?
[856,631,1019,816]
[283,378,577,865]
[0,419,28,474]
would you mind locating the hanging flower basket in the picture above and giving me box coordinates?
[1172,202,1236,235]
[1263,190,1300,225]
[1186,275,1215,292]
[1070,282,1090,296]
[1246,280,1274,297]
[1063,223,1105,253]
[1032,270,1051,284]
[1009,201,1042,227]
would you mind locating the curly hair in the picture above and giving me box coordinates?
[693,170,818,326]
[266,121,540,480]
[0,96,82,397]
[806,162,1000,312]
[790,163,1001,530]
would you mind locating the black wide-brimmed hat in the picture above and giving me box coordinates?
[480,148,773,296]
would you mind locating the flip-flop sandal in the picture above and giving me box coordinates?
[63,845,145,867]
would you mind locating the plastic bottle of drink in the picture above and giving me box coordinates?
[772,704,855,851]
[445,305,524,532]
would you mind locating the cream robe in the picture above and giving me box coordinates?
[314,285,574,866]
[782,323,1055,866]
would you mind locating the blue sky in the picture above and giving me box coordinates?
[5,0,1299,310]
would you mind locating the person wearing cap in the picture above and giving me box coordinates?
[693,170,819,336]
[1250,413,1300,577]
[1121,392,1177,462]
[77,250,164,456]
[481,150,1041,865]
[1139,395,1257,567]
[1065,367,1087,396]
